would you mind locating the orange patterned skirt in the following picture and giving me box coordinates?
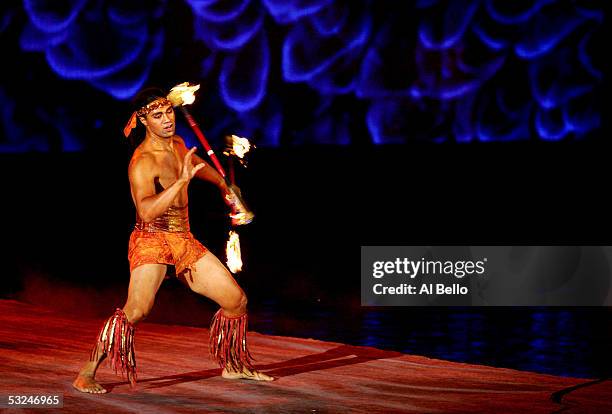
[128,229,208,275]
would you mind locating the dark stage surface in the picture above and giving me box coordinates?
[8,273,612,382]
[1,299,611,414]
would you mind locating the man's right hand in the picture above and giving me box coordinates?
[180,147,206,183]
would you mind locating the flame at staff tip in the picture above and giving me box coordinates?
[167,82,200,107]
[226,230,243,273]
[231,135,252,159]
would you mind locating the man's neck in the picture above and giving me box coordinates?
[146,134,174,151]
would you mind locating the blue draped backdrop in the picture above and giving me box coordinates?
[0,0,602,151]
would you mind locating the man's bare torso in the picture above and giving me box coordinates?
[129,136,189,208]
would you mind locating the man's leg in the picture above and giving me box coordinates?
[73,264,167,393]
[179,252,273,381]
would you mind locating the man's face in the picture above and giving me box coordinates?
[141,103,175,138]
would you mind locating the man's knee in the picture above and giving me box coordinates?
[225,291,247,315]
[238,292,247,310]
[124,302,153,323]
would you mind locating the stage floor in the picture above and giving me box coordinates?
[0,299,609,413]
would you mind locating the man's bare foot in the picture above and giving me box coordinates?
[73,372,107,394]
[222,367,275,381]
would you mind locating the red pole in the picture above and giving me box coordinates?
[229,153,235,185]
[179,107,253,225]
[180,106,228,182]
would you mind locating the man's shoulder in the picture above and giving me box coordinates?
[129,150,156,173]
[172,135,187,148]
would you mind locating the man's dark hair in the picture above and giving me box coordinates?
[127,86,167,150]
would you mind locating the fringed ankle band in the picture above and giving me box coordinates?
[90,308,137,386]
[209,309,254,372]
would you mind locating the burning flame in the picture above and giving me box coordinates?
[167,82,200,107]
[224,134,254,168]
[231,135,252,159]
[226,230,243,273]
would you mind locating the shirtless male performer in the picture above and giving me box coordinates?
[73,87,273,394]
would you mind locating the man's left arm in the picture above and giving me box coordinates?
[192,152,246,214]
[173,136,225,187]
[192,152,230,195]
[173,136,233,202]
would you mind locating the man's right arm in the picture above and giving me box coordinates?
[128,155,185,223]
[128,148,204,223]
